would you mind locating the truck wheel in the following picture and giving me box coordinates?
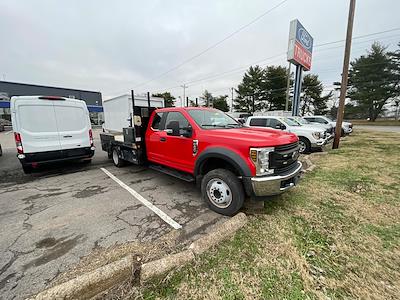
[112,148,125,167]
[201,169,244,216]
[299,137,311,154]
[22,165,33,174]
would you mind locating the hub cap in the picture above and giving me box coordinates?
[206,178,232,209]
[299,141,306,153]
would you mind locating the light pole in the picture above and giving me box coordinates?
[181,84,188,107]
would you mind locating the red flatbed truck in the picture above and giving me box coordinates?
[100,93,302,216]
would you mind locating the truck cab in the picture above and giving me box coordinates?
[101,106,303,216]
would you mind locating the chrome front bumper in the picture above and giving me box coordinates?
[250,161,303,196]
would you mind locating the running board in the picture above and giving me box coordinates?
[149,164,195,182]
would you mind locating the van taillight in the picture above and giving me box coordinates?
[89,129,94,146]
[14,133,24,154]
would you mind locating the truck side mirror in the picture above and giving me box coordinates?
[182,126,192,138]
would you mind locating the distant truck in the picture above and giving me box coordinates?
[245,116,328,154]
[100,94,303,216]
[303,116,353,136]
[11,96,95,173]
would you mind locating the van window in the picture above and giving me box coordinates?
[19,105,58,133]
[249,118,267,126]
[54,106,86,131]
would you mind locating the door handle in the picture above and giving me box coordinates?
[63,135,73,138]
[160,137,166,142]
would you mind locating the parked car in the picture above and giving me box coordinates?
[100,96,302,216]
[303,116,353,136]
[11,96,95,173]
[287,116,334,141]
[245,116,327,154]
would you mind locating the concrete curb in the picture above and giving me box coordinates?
[30,213,248,299]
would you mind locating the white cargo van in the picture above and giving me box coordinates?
[11,96,95,173]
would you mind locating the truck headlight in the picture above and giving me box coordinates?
[250,147,274,176]
[312,132,321,139]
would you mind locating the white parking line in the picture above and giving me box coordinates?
[5,131,13,135]
[100,167,182,230]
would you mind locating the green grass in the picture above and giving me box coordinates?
[131,131,400,300]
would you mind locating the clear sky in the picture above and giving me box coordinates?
[1,0,399,104]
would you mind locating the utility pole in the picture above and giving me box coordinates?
[333,0,356,149]
[230,87,234,112]
[181,84,188,107]
[285,62,291,111]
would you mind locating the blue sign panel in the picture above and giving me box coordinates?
[295,20,313,54]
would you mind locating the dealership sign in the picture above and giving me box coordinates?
[287,19,313,70]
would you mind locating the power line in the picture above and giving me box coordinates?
[132,0,290,89]
[153,28,400,94]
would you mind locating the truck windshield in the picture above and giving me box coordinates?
[290,117,309,125]
[188,109,241,129]
[282,117,301,126]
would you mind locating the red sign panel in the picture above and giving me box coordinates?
[293,41,312,70]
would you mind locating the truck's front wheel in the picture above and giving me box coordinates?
[201,169,244,216]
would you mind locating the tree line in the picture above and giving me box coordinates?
[154,41,400,121]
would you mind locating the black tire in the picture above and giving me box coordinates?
[299,137,311,154]
[112,147,125,167]
[201,169,245,216]
[0,145,2,156]
[22,165,33,174]
[82,159,92,164]
[341,128,345,137]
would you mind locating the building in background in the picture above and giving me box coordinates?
[0,81,103,125]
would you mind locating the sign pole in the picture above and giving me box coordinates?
[333,0,356,149]
[291,65,303,116]
[285,62,291,111]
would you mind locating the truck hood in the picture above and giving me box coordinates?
[201,127,298,147]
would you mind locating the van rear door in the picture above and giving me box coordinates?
[53,100,91,151]
[14,98,62,153]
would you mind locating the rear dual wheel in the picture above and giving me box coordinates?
[112,147,125,167]
[201,169,244,216]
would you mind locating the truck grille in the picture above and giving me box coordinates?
[270,142,300,175]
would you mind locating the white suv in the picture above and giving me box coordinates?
[245,116,327,153]
[303,116,353,136]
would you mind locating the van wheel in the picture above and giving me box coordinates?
[22,165,33,174]
[112,148,125,167]
[201,169,244,216]
[299,137,311,154]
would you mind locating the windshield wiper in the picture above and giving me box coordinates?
[226,123,242,128]
[201,124,226,128]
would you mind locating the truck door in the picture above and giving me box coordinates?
[162,111,195,173]
[53,101,91,151]
[146,112,166,163]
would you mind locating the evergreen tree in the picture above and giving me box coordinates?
[388,42,400,120]
[152,92,175,107]
[234,66,266,112]
[202,90,213,107]
[264,66,288,110]
[348,42,398,121]
[213,95,229,112]
[300,74,331,115]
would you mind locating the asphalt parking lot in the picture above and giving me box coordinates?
[0,129,227,300]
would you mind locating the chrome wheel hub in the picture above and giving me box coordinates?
[299,141,306,153]
[113,149,119,165]
[206,178,232,209]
